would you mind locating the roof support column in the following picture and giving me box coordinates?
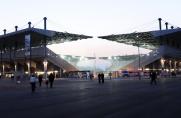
[2,42,5,78]
[43,59,48,81]
[14,42,17,77]
[2,30,6,78]
[43,37,48,81]
[15,26,18,31]
[59,68,63,78]
[0,49,2,78]
[43,17,48,81]
[28,22,31,28]
[136,34,141,80]
[174,61,177,73]
[2,64,4,77]
[158,18,162,30]
[25,32,32,76]
[29,37,32,75]
[165,22,168,30]
[3,29,6,35]
[14,27,18,76]
[28,22,32,75]
[169,60,172,76]
[43,17,47,30]
[9,47,12,72]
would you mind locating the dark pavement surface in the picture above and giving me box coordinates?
[0,78,181,118]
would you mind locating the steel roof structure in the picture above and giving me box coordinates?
[0,27,92,50]
[98,28,181,50]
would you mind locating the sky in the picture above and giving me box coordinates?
[0,0,181,57]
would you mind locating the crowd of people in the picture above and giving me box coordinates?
[30,73,55,93]
[98,73,105,84]
[29,70,167,92]
[5,70,178,93]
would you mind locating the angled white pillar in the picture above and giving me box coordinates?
[43,59,48,80]
[27,62,30,75]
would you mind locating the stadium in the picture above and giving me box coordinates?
[55,18,181,79]
[1,17,181,79]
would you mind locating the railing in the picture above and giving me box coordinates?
[123,45,181,70]
[0,46,45,60]
[46,48,78,71]
[123,46,163,70]
[107,60,134,71]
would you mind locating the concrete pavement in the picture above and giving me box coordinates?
[0,78,181,118]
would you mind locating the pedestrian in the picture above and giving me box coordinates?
[90,73,94,80]
[109,72,112,80]
[49,73,55,88]
[150,71,157,85]
[38,74,43,87]
[30,74,37,92]
[101,73,104,83]
[98,73,101,83]
[45,79,49,88]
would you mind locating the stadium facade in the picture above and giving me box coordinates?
[0,17,92,79]
[99,18,181,77]
[1,17,181,79]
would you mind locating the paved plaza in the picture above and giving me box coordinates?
[0,78,181,118]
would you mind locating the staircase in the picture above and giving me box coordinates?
[1,46,78,71]
[122,45,181,70]
[46,48,78,71]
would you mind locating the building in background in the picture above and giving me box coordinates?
[99,19,181,78]
[0,17,92,79]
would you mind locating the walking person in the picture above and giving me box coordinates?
[98,73,101,84]
[109,72,112,80]
[30,74,37,93]
[49,73,55,88]
[150,71,157,85]
[90,73,94,80]
[38,74,43,87]
[101,73,104,83]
